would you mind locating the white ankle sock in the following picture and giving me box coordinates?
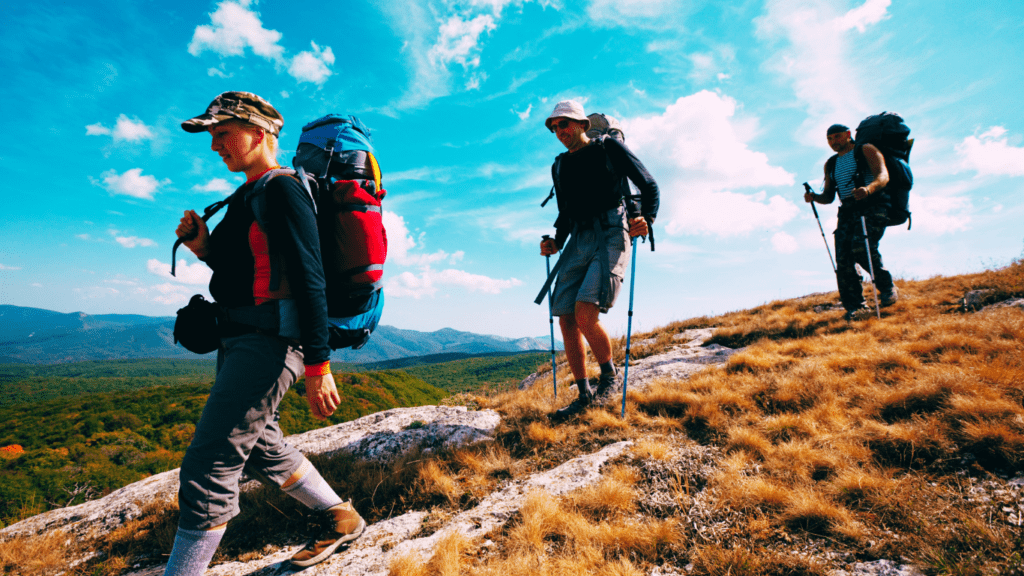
[283,466,343,511]
[164,526,225,576]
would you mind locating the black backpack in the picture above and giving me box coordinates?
[856,112,914,228]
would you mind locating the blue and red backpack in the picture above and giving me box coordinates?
[251,114,387,350]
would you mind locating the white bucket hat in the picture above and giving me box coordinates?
[545,100,591,131]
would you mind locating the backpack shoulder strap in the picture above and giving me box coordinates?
[247,168,318,292]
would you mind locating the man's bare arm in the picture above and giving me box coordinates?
[853,143,890,200]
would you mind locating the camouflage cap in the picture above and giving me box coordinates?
[181,91,284,136]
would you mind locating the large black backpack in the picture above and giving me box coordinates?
[854,112,914,228]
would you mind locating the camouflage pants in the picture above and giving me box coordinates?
[834,208,894,311]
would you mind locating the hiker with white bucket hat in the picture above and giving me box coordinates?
[535,99,660,422]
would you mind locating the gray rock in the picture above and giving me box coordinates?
[139,441,633,576]
[964,289,995,311]
[519,327,740,399]
[0,406,499,542]
[619,337,742,394]
[980,297,1024,313]
[829,559,924,576]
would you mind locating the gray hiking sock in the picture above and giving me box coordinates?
[575,378,593,397]
[283,465,344,511]
[165,526,225,576]
[599,361,615,375]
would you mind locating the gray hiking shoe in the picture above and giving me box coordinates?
[880,285,899,307]
[844,305,874,322]
[593,367,621,403]
[290,501,366,567]
[549,381,594,423]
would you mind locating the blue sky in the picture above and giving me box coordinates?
[2,0,1022,339]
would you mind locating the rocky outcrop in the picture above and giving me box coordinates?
[621,328,743,393]
[518,328,743,401]
[126,441,634,576]
[0,406,500,542]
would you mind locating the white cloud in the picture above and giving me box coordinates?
[909,192,972,235]
[147,258,212,286]
[86,123,111,136]
[188,0,284,62]
[0,263,22,270]
[956,127,1024,177]
[189,0,337,85]
[96,168,170,200]
[288,42,335,84]
[85,115,155,142]
[836,0,891,33]
[430,14,496,68]
[76,234,91,241]
[280,91,290,99]
[115,236,157,248]
[381,1,525,111]
[755,0,888,144]
[381,209,519,298]
[382,210,452,266]
[588,0,691,27]
[622,91,797,236]
[771,231,800,254]
[207,67,230,78]
[515,103,533,121]
[150,283,194,306]
[193,178,235,193]
[386,269,522,298]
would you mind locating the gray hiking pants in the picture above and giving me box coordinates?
[177,333,306,530]
[550,206,630,316]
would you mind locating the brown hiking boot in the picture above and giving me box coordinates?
[290,501,366,567]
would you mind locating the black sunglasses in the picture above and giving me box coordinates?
[549,119,572,132]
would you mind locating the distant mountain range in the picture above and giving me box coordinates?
[0,305,562,365]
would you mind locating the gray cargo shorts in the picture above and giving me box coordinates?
[177,332,306,530]
[551,206,630,316]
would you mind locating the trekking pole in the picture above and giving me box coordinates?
[621,236,639,419]
[803,182,836,274]
[542,235,558,400]
[860,216,882,319]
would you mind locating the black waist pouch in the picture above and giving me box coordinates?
[174,295,222,354]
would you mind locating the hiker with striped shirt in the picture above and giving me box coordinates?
[804,123,899,322]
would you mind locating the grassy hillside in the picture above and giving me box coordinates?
[5,260,1024,575]
[388,352,549,394]
[0,370,446,529]
[0,352,546,406]
[0,359,218,405]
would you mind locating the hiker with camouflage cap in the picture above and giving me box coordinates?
[538,100,659,422]
[166,92,364,575]
[805,123,898,321]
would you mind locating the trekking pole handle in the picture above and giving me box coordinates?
[803,182,821,219]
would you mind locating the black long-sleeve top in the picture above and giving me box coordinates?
[552,136,660,247]
[203,175,331,366]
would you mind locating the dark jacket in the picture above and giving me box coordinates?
[551,136,659,247]
[203,174,330,366]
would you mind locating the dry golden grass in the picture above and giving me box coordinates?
[41,259,1024,575]
[0,530,84,576]
[418,461,461,503]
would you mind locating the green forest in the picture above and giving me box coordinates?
[0,353,545,529]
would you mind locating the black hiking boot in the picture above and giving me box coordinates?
[844,305,873,322]
[593,366,620,403]
[549,380,594,423]
[880,285,899,307]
